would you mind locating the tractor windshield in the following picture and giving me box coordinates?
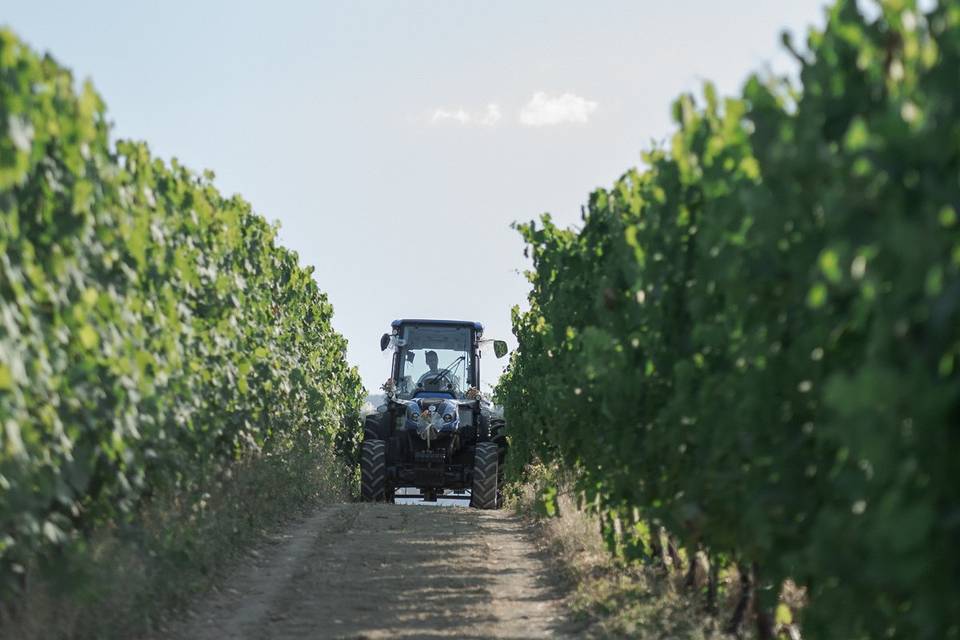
[395,324,472,399]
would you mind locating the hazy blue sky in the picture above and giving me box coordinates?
[5,1,828,392]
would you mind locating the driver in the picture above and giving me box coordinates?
[417,350,461,391]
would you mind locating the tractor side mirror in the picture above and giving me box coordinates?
[380,333,391,351]
[493,340,508,359]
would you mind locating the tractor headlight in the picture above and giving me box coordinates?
[437,400,459,428]
[406,405,420,422]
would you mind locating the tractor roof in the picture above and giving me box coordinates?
[391,318,484,333]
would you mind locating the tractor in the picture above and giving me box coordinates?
[360,319,508,508]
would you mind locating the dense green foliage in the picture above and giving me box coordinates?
[0,30,363,591]
[499,1,959,638]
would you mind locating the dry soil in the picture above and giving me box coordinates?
[165,502,572,640]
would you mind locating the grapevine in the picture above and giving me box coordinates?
[0,29,363,592]
[499,2,960,637]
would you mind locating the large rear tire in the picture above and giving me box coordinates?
[490,419,508,507]
[470,442,499,510]
[360,439,387,502]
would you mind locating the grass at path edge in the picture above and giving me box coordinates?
[509,466,758,640]
[0,435,353,640]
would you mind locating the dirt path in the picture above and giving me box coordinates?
[166,503,571,639]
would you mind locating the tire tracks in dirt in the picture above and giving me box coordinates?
[166,503,572,639]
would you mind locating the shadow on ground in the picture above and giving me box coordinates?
[255,503,570,639]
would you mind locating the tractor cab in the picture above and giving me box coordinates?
[380,319,506,400]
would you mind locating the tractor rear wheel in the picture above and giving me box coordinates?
[360,439,387,502]
[470,442,499,509]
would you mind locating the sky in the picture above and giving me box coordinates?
[4,0,829,393]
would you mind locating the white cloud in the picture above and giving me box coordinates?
[431,103,501,127]
[431,107,470,125]
[479,103,502,126]
[519,92,598,126]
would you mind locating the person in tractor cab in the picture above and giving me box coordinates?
[417,350,461,391]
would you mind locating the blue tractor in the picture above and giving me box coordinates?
[361,319,509,508]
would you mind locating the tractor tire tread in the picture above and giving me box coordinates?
[470,442,499,510]
[360,440,387,502]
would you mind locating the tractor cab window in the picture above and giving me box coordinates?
[394,325,472,399]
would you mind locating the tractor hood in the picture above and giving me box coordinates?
[399,397,461,437]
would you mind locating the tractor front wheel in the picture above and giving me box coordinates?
[490,418,507,506]
[470,442,499,509]
[360,439,387,502]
